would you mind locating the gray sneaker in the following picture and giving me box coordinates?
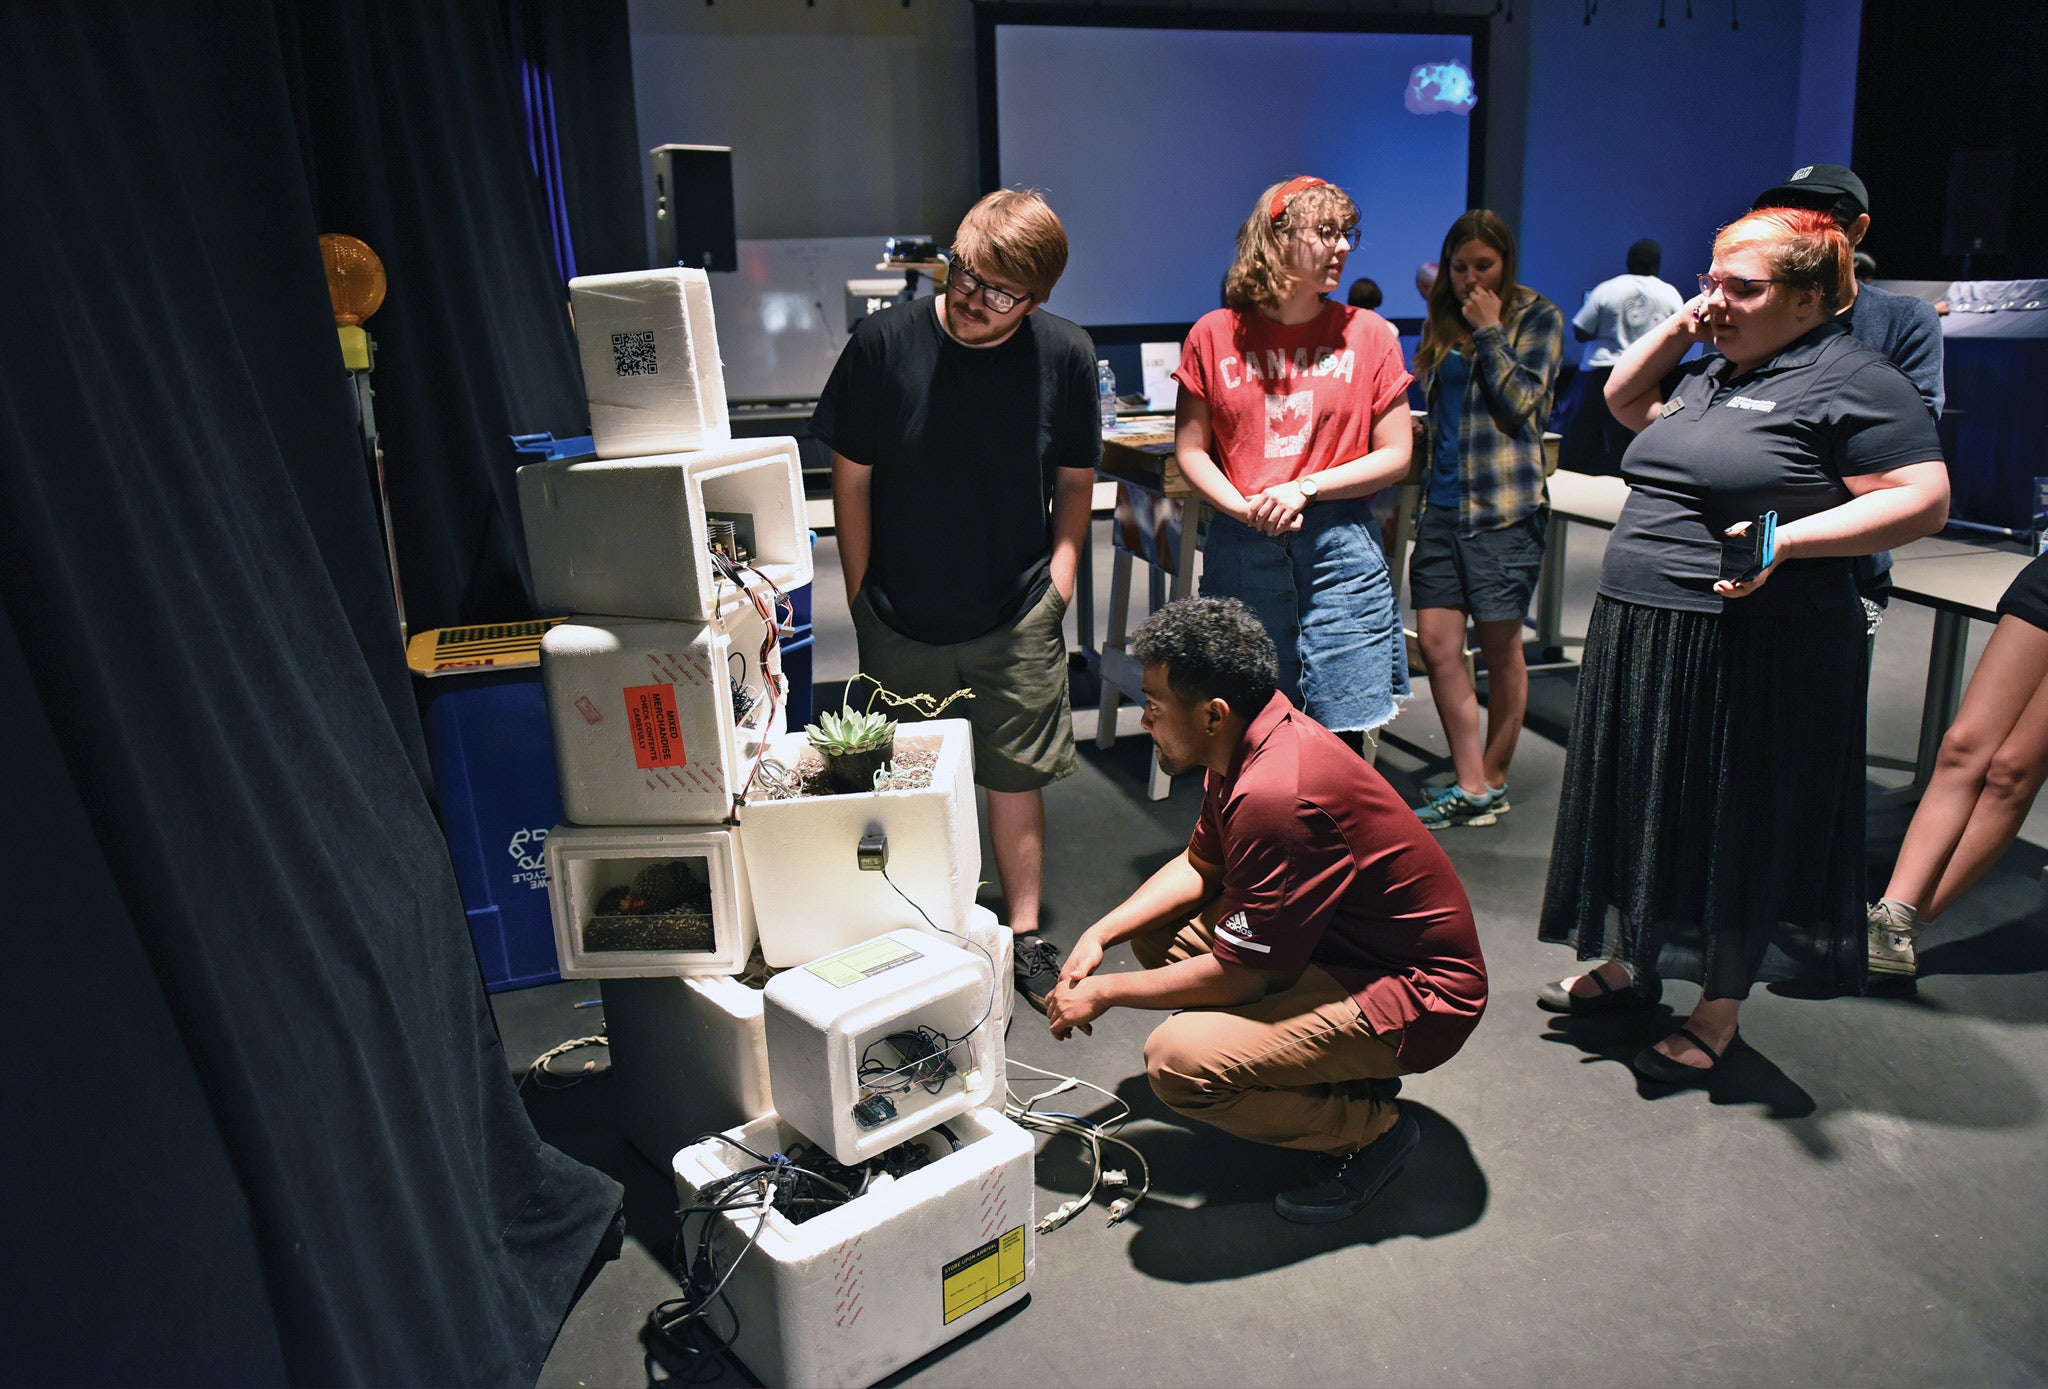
[1868,899,1919,979]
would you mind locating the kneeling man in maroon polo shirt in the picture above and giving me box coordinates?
[1047,597,1487,1222]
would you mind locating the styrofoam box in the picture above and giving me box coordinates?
[570,267,730,458]
[764,928,999,1165]
[673,1106,1034,1389]
[601,973,771,1168]
[543,824,757,977]
[518,436,811,624]
[940,905,1012,1040]
[742,719,979,967]
[541,594,785,826]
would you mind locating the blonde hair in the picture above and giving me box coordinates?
[1713,206,1852,316]
[952,189,1069,304]
[1223,179,1359,315]
[1415,209,1526,384]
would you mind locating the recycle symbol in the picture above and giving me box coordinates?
[507,826,549,872]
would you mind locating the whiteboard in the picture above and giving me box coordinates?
[710,236,929,404]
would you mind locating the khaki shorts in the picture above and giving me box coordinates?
[849,582,1078,794]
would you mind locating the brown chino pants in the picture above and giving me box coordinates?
[1134,909,1406,1155]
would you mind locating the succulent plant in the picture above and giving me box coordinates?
[805,707,895,754]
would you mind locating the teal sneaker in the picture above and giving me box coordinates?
[1416,782,1504,830]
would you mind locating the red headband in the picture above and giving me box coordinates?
[1269,176,1329,222]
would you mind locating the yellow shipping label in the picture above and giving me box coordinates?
[805,937,923,989]
[941,1225,1025,1324]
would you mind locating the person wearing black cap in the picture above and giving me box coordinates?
[1750,162,1945,418]
[1558,238,1685,475]
[1752,163,1950,979]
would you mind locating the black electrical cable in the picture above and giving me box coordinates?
[879,863,997,1042]
[849,866,1003,1111]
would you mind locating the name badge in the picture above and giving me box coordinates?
[1660,397,1686,418]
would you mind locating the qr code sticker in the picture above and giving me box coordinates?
[611,330,659,377]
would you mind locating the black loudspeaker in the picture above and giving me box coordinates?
[651,144,737,272]
[1942,150,2013,258]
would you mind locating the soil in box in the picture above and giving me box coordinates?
[585,859,717,952]
[758,744,938,800]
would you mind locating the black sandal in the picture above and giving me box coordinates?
[1536,966,1661,1015]
[1631,1026,1737,1086]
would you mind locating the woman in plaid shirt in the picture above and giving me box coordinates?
[1407,211,1565,830]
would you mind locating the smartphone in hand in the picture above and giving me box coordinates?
[1719,511,1778,583]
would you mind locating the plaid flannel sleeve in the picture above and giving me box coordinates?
[1458,296,1565,530]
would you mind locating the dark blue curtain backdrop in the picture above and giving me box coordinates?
[511,2,582,284]
[0,3,629,1382]
[511,0,647,284]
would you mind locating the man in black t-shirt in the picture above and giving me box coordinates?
[812,190,1100,1011]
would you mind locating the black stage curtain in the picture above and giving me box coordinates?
[281,0,595,633]
[0,5,621,1384]
[519,0,650,279]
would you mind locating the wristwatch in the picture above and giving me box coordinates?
[1298,475,1320,503]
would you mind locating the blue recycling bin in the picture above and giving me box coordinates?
[418,667,564,992]
[782,628,816,728]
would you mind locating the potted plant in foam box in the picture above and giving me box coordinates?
[805,706,896,794]
[740,680,981,967]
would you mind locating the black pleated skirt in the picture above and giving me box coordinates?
[1538,595,1868,998]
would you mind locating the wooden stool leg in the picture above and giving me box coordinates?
[1097,546,1134,751]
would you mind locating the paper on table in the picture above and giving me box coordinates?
[1141,341,1181,411]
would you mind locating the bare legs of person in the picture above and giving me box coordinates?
[1881,617,2048,921]
[1416,608,1528,795]
[987,785,1045,937]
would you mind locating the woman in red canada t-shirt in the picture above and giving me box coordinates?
[1172,176,1416,749]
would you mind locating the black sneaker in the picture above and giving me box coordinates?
[1012,934,1062,1016]
[1272,1110,1420,1224]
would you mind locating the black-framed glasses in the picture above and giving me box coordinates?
[947,256,1029,315]
[1299,223,1363,249]
[1698,273,1775,300]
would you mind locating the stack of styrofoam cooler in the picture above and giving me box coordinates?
[522,269,1029,1387]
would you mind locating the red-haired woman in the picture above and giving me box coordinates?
[1537,208,1949,1084]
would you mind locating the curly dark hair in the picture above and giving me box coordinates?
[1129,597,1278,717]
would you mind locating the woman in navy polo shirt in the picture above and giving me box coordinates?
[1536,207,1948,1084]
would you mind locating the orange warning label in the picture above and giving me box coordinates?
[624,684,687,768]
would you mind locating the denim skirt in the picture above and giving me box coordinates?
[1199,496,1409,733]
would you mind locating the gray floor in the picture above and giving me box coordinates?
[503,521,2048,1387]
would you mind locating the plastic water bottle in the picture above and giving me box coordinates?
[1097,359,1118,430]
